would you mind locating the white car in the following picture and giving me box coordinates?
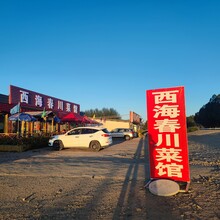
[48,126,112,151]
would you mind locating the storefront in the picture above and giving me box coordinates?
[0,85,81,135]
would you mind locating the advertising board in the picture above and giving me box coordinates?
[146,86,190,182]
[129,111,141,124]
[9,85,80,114]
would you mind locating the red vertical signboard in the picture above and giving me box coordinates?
[146,86,190,183]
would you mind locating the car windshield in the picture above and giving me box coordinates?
[102,128,110,133]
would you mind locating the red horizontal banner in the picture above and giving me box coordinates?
[146,86,190,182]
[9,85,80,114]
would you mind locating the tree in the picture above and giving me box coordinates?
[194,94,220,127]
[84,108,121,119]
[186,115,197,128]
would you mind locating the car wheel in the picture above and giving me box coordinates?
[89,141,101,152]
[125,135,130,140]
[53,140,64,151]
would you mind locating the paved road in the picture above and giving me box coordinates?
[3,134,218,220]
[0,137,149,180]
[1,136,161,220]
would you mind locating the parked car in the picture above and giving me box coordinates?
[48,126,112,151]
[110,128,135,140]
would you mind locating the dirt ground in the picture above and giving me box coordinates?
[0,130,219,220]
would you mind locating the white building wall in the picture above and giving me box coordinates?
[96,119,130,131]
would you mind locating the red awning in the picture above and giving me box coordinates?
[82,115,100,124]
[61,112,83,122]
[0,103,15,113]
[82,115,93,124]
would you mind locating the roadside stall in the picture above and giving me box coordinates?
[8,113,37,136]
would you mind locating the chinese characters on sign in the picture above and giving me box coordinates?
[9,85,80,114]
[146,86,190,182]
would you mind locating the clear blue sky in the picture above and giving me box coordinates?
[1,0,220,121]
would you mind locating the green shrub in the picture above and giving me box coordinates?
[0,134,50,149]
[187,126,199,133]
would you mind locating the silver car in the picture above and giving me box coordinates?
[110,128,135,140]
[49,126,112,151]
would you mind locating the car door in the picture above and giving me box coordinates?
[78,128,97,147]
[62,128,82,147]
[117,129,125,138]
[111,129,121,137]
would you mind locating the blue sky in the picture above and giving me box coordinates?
[0,0,220,121]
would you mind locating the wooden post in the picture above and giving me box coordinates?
[4,114,8,133]
[51,117,54,133]
[21,121,25,136]
[30,122,33,136]
[26,121,29,137]
[44,118,47,134]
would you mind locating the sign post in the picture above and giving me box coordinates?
[146,86,190,192]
